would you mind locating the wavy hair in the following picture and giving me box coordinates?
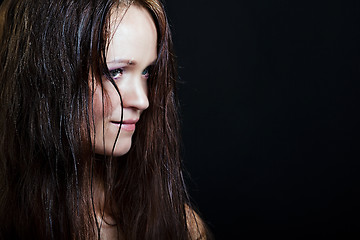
[0,0,208,239]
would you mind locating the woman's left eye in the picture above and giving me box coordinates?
[109,68,123,79]
[142,67,150,78]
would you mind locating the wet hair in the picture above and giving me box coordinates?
[0,0,209,239]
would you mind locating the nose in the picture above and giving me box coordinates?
[121,78,149,111]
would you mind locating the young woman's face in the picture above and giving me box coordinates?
[92,5,157,156]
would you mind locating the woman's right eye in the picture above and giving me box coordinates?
[109,68,123,79]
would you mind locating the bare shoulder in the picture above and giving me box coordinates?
[185,204,208,240]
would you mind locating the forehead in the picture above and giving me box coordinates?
[106,5,158,63]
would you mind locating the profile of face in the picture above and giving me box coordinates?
[92,5,157,156]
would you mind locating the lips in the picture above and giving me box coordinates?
[111,119,138,131]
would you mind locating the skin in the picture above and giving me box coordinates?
[91,5,158,239]
[91,5,207,240]
[92,4,157,157]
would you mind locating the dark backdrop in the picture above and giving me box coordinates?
[166,0,360,239]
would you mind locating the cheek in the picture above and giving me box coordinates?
[92,88,105,122]
[91,80,122,124]
[92,82,115,116]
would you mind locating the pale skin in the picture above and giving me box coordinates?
[91,4,155,157]
[91,5,206,239]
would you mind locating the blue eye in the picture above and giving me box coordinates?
[109,68,123,79]
[142,67,150,78]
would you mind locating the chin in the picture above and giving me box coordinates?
[111,146,131,157]
[112,137,132,156]
[94,138,133,157]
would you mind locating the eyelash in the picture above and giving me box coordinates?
[108,67,151,79]
[109,68,123,79]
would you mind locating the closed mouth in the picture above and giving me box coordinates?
[111,119,138,125]
[110,119,138,131]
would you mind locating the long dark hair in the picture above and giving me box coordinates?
[0,0,206,239]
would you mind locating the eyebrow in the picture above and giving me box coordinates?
[106,58,157,66]
[107,59,136,65]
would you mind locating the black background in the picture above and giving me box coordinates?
[166,0,360,239]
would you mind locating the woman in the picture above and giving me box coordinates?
[0,0,209,239]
